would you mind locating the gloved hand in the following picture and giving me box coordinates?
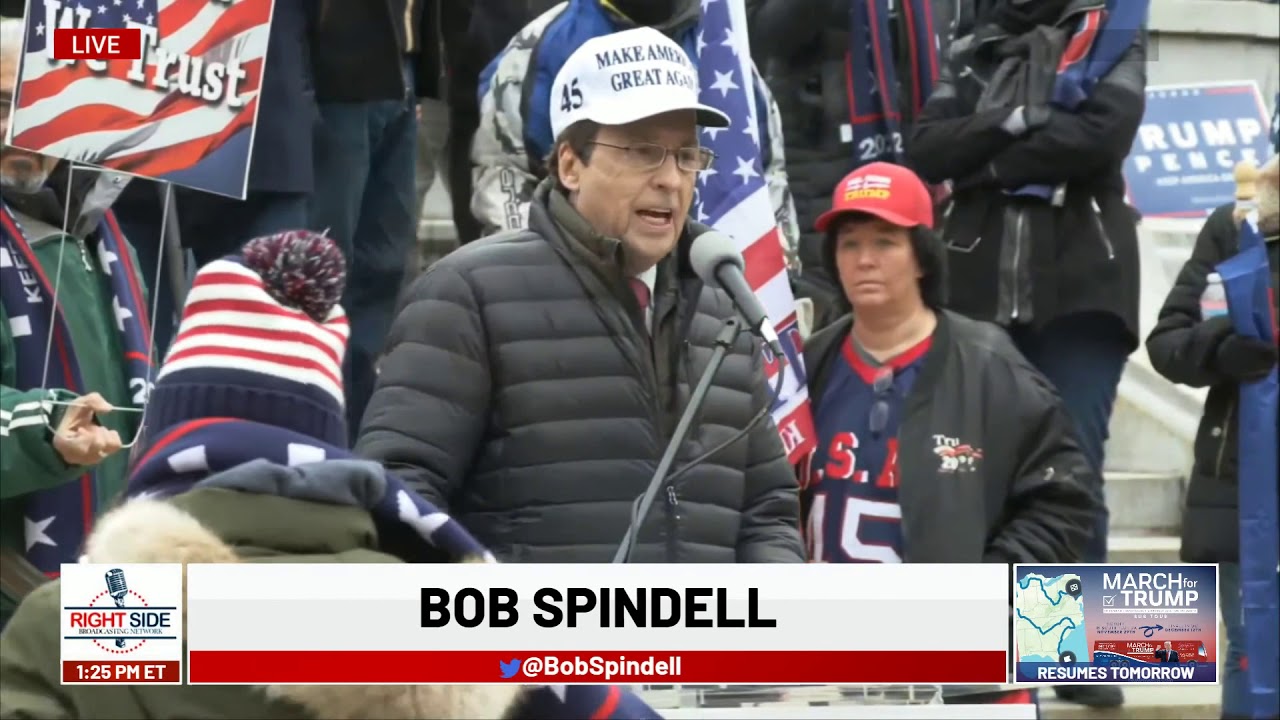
[1215,332,1279,382]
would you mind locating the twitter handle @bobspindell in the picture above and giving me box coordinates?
[499,655,681,682]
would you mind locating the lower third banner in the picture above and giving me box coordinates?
[183,563,1010,685]
[1013,564,1218,685]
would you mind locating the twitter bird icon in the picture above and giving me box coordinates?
[499,659,521,679]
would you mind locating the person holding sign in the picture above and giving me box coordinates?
[470,0,800,262]
[1145,154,1279,720]
[358,27,804,565]
[0,19,148,629]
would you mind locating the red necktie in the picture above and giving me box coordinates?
[628,278,651,312]
[628,278,652,342]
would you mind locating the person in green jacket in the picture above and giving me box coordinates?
[0,231,665,720]
[0,20,150,627]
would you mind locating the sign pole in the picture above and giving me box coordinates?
[155,181,187,312]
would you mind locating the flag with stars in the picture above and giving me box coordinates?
[694,0,815,463]
[9,0,274,199]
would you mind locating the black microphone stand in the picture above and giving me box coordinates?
[612,318,744,563]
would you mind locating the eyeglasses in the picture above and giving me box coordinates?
[589,141,715,173]
[41,389,147,451]
[868,368,894,439]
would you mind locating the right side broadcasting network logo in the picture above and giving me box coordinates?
[66,569,167,652]
[1012,564,1218,685]
[60,563,184,685]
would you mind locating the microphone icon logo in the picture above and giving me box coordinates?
[104,569,128,648]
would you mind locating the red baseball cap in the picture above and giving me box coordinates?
[813,162,934,232]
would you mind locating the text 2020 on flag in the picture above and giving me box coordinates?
[9,0,275,199]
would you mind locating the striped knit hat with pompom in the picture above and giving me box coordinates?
[143,231,350,450]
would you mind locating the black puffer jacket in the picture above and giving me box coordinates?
[1145,202,1280,563]
[356,181,804,564]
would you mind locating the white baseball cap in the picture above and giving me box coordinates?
[549,27,731,140]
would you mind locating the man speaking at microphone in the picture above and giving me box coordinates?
[356,27,804,564]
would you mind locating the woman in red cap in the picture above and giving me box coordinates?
[799,162,1099,707]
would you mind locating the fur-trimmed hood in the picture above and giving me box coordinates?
[81,495,523,720]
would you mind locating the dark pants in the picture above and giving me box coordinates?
[116,187,310,357]
[309,64,418,441]
[1012,312,1130,564]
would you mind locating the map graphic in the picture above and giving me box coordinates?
[1015,573,1089,664]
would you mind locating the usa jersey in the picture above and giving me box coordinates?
[802,334,931,563]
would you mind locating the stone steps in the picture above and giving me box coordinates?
[1104,471,1185,535]
[1108,531,1182,564]
[1103,469,1184,564]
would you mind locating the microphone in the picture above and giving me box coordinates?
[105,568,128,607]
[105,568,128,648]
[689,231,786,359]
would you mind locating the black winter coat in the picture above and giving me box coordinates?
[311,0,455,103]
[804,310,1099,564]
[356,183,805,564]
[907,0,1146,349]
[1145,203,1280,564]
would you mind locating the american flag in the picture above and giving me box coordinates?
[694,0,815,464]
[10,0,272,198]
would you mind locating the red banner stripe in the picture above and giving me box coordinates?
[187,650,1007,685]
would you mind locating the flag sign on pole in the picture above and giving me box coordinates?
[10,0,276,199]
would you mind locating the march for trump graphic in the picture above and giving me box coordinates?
[8,0,274,199]
[1013,564,1218,685]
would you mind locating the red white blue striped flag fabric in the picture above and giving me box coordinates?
[9,0,272,198]
[694,0,815,463]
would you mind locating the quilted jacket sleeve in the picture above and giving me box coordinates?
[354,264,492,509]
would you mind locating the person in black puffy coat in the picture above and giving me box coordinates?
[1145,154,1279,720]
[356,28,804,565]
